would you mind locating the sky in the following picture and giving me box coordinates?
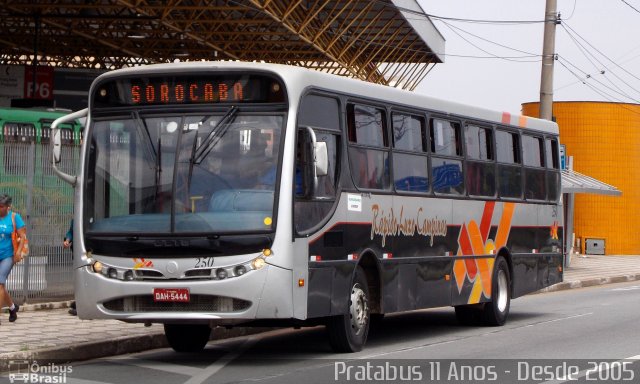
[414,0,640,115]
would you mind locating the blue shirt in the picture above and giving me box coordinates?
[65,220,73,242]
[0,211,25,260]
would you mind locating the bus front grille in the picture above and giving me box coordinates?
[103,295,251,313]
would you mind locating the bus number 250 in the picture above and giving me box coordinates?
[195,257,215,268]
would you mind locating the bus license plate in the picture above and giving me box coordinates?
[153,288,190,302]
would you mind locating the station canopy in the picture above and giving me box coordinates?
[561,169,621,196]
[0,0,445,91]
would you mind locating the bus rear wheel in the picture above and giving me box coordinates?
[164,324,211,352]
[482,256,511,326]
[327,266,370,353]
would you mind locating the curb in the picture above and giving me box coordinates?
[15,301,74,312]
[539,273,640,293]
[0,326,275,373]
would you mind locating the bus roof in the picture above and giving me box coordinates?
[0,107,74,122]
[91,61,559,135]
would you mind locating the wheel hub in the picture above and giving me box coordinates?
[497,269,508,312]
[349,283,369,335]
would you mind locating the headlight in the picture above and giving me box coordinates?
[123,270,134,281]
[92,261,103,273]
[215,268,228,280]
[252,257,266,270]
[234,265,247,276]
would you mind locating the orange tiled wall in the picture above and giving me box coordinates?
[522,102,640,255]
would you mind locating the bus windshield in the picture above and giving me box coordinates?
[85,111,283,235]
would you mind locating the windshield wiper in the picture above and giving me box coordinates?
[133,111,158,163]
[193,106,238,164]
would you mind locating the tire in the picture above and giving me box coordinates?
[482,256,511,326]
[164,324,211,352]
[327,266,370,352]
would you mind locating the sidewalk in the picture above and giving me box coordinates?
[1,254,640,369]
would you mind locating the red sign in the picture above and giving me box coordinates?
[24,66,54,100]
[153,288,190,303]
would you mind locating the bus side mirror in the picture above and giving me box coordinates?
[314,141,328,177]
[50,108,87,187]
[52,128,62,164]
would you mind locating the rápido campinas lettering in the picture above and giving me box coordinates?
[334,362,422,381]
[371,205,447,247]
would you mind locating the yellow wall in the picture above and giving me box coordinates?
[522,102,640,255]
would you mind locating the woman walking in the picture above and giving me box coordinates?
[0,194,26,323]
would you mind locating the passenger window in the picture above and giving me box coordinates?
[430,118,461,156]
[465,124,493,161]
[429,118,463,195]
[545,138,560,169]
[348,104,388,147]
[495,130,520,164]
[392,113,425,152]
[466,162,496,197]
[522,135,544,167]
[432,157,464,195]
[393,152,429,193]
[465,124,495,197]
[545,138,560,202]
[496,129,522,199]
[392,112,429,193]
[347,104,390,190]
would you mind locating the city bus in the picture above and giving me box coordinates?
[50,62,563,353]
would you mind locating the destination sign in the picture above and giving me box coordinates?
[92,73,286,108]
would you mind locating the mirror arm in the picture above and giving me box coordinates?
[302,126,318,192]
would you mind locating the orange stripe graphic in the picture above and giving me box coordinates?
[458,224,478,279]
[519,115,527,128]
[495,203,515,249]
[454,202,517,302]
[479,201,495,242]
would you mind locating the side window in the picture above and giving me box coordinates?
[495,129,522,199]
[522,134,546,201]
[295,94,341,234]
[545,138,559,169]
[347,104,390,190]
[546,137,560,202]
[465,124,495,197]
[392,112,429,192]
[496,130,520,164]
[430,118,463,195]
[393,113,425,152]
[465,124,493,161]
[430,118,461,156]
[522,134,544,167]
[348,104,388,147]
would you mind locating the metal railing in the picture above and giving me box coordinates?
[1,138,80,303]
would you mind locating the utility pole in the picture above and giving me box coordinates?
[539,0,558,120]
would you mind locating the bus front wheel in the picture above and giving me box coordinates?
[164,324,211,352]
[327,266,370,353]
